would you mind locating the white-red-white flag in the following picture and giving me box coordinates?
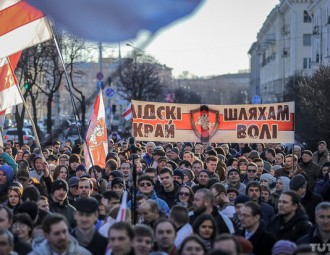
[121,103,132,120]
[84,91,108,170]
[0,57,23,112]
[116,191,128,222]
[0,0,53,59]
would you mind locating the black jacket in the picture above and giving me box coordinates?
[49,197,76,229]
[189,206,233,234]
[297,226,330,255]
[156,181,181,208]
[72,228,108,255]
[268,208,312,242]
[300,189,323,224]
[239,225,276,255]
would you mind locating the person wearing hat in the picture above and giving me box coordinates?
[72,198,108,255]
[181,169,196,187]
[290,174,323,224]
[49,179,76,229]
[173,169,184,185]
[150,148,166,169]
[312,140,329,167]
[67,176,80,206]
[5,181,23,211]
[298,150,321,190]
[110,177,125,198]
[272,240,297,255]
[226,188,239,202]
[0,164,15,204]
[75,164,87,178]
[224,168,246,195]
[169,147,181,165]
[268,191,312,242]
[156,156,168,174]
[232,194,250,232]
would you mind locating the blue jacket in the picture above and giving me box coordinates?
[128,191,169,214]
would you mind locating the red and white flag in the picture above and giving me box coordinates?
[0,57,22,112]
[116,191,128,222]
[84,91,108,170]
[121,103,132,120]
[0,0,53,59]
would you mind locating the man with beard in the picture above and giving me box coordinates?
[72,198,108,254]
[28,214,91,255]
[189,189,234,234]
[49,180,76,229]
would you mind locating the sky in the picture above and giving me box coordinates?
[126,0,280,77]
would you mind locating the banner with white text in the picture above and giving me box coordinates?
[131,100,295,143]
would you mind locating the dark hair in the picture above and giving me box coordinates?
[153,218,176,234]
[170,205,189,226]
[282,191,300,206]
[133,224,153,242]
[179,160,192,169]
[109,222,134,240]
[106,159,118,171]
[145,168,157,175]
[42,214,68,234]
[245,181,261,195]
[53,164,69,181]
[178,235,207,255]
[214,234,240,254]
[159,167,173,176]
[175,185,194,207]
[22,186,40,202]
[138,175,154,186]
[207,155,218,162]
[244,201,262,217]
[13,213,33,235]
[192,214,217,241]
[210,183,227,195]
[0,205,13,223]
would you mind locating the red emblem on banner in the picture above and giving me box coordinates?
[190,105,219,142]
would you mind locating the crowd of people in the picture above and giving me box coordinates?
[0,137,329,255]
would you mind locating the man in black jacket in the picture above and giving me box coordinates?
[268,191,312,242]
[238,201,276,255]
[72,198,108,255]
[189,188,234,234]
[297,202,330,255]
[49,180,76,229]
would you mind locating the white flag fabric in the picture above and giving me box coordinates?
[121,103,132,120]
[0,0,53,59]
[116,191,128,222]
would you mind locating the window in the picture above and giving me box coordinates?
[303,58,311,69]
[303,34,311,46]
[304,10,312,23]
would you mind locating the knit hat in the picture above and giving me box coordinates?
[181,169,195,181]
[247,150,260,160]
[173,169,184,180]
[16,168,30,180]
[227,188,239,196]
[318,140,327,146]
[301,150,313,157]
[234,194,250,205]
[51,180,68,194]
[0,165,14,183]
[263,161,272,172]
[171,147,179,155]
[272,240,297,255]
[271,165,282,171]
[166,160,178,171]
[15,202,39,221]
[228,168,240,176]
[76,164,86,172]
[111,177,125,187]
[152,149,166,157]
[109,170,124,179]
[199,169,211,177]
[241,145,252,154]
[260,173,276,186]
[289,174,307,190]
[158,156,168,163]
[74,197,99,213]
[68,176,80,187]
[184,142,193,149]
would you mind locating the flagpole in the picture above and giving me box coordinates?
[52,35,98,178]
[7,59,45,160]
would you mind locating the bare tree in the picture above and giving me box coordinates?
[113,53,164,102]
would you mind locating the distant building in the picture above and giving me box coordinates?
[249,0,314,103]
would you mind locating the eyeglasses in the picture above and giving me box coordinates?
[179,192,190,197]
[139,182,152,187]
[247,170,256,173]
